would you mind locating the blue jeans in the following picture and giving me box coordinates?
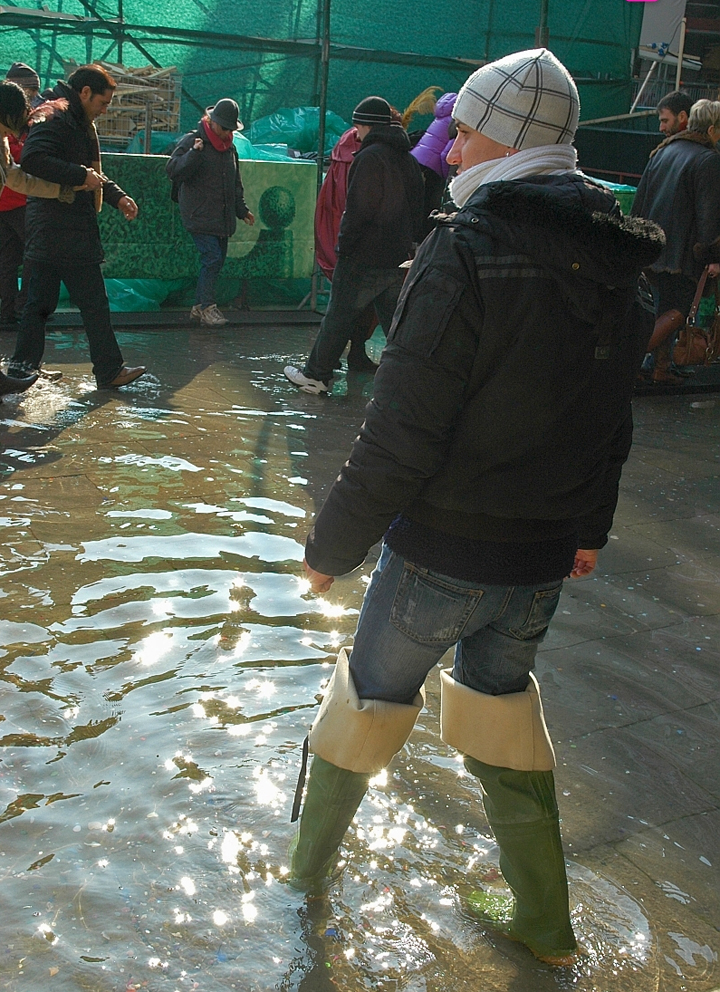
[349,546,563,704]
[191,234,228,307]
[304,256,404,382]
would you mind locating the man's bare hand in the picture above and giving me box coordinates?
[193,137,204,151]
[303,558,334,594]
[708,263,720,279]
[243,211,255,226]
[569,548,598,579]
[118,196,138,221]
[82,168,104,190]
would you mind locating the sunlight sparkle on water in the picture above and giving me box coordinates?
[253,768,285,807]
[213,910,229,926]
[233,631,252,655]
[135,630,173,666]
[228,724,252,737]
[369,768,388,788]
[317,598,348,618]
[241,891,257,923]
[178,876,196,896]
[221,830,241,865]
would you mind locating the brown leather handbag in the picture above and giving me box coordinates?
[673,267,714,367]
[708,284,720,363]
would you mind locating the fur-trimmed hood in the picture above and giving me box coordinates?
[450,174,664,322]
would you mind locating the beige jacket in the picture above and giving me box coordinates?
[0,135,74,202]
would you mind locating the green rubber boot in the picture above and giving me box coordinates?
[464,755,577,963]
[289,755,370,892]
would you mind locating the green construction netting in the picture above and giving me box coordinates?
[0,1,644,128]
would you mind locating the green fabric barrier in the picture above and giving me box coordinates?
[0,2,644,131]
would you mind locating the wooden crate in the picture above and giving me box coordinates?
[88,62,182,148]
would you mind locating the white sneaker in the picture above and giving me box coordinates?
[190,304,203,321]
[283,365,329,394]
[199,303,228,327]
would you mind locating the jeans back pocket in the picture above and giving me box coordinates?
[390,563,483,646]
[507,583,563,641]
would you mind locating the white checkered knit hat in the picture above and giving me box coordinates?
[453,48,579,149]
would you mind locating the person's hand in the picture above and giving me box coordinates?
[82,167,104,190]
[243,211,255,226]
[569,548,598,579]
[708,262,720,278]
[118,196,138,221]
[193,137,204,151]
[303,558,334,594]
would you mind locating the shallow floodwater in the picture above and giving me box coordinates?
[0,325,718,991]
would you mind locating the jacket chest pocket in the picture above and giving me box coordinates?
[389,265,465,356]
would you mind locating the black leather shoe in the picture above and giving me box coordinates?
[103,365,147,388]
[0,370,39,396]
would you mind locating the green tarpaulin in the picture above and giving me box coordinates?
[0,2,644,126]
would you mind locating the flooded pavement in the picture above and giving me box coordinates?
[0,323,718,992]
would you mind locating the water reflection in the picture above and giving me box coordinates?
[0,336,717,990]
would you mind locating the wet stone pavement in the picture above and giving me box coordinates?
[0,322,718,992]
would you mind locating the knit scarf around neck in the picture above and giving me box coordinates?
[449,143,579,207]
[202,116,233,151]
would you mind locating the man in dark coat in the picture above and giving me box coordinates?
[166,99,254,328]
[284,96,424,392]
[286,49,663,966]
[631,98,720,382]
[8,63,145,388]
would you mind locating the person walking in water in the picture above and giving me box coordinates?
[287,49,663,966]
[166,98,254,328]
[283,96,423,393]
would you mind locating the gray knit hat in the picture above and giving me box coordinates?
[453,48,579,149]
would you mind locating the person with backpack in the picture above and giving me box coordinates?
[166,99,255,328]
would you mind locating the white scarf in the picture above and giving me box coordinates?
[449,144,579,207]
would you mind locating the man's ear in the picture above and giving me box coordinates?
[678,110,689,126]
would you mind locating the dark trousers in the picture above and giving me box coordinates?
[656,271,697,319]
[191,233,228,307]
[304,256,405,382]
[9,261,124,386]
[0,206,27,323]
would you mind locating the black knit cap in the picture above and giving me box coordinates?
[6,62,40,89]
[352,96,392,127]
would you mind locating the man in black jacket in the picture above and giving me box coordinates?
[8,64,145,388]
[287,49,663,965]
[166,98,254,328]
[284,96,423,392]
[632,98,720,382]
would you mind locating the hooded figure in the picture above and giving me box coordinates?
[410,90,457,236]
[284,49,664,967]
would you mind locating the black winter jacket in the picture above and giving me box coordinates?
[337,123,424,268]
[631,130,720,277]
[20,82,126,265]
[306,174,664,576]
[166,123,249,237]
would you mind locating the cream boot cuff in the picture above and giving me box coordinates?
[440,670,555,771]
[309,648,425,775]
